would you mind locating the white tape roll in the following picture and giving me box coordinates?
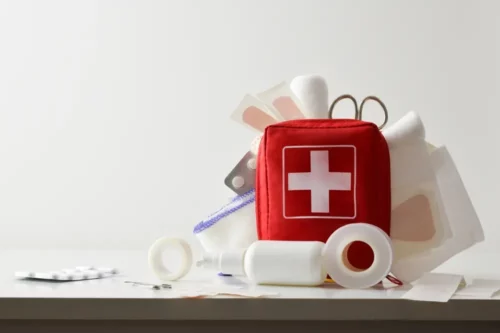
[322,223,393,289]
[148,237,192,281]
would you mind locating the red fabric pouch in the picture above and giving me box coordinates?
[256,119,391,269]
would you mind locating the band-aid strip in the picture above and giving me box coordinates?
[230,94,279,133]
[257,82,306,121]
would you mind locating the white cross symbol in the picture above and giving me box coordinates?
[288,150,352,213]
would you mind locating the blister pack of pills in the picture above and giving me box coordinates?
[224,150,257,195]
[15,266,119,281]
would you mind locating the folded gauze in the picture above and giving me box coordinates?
[193,189,258,253]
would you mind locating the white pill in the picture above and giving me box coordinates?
[232,176,245,188]
[247,158,257,170]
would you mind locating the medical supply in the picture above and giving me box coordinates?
[290,75,329,119]
[230,94,279,132]
[401,273,465,302]
[175,288,278,298]
[197,223,393,289]
[329,94,389,129]
[193,189,258,253]
[225,80,310,194]
[224,151,257,194]
[454,279,500,298]
[391,146,484,283]
[217,77,484,289]
[124,281,172,290]
[383,112,451,262]
[148,237,193,281]
[224,135,262,194]
[322,223,393,289]
[197,240,327,286]
[255,117,391,270]
[15,266,119,281]
[257,81,307,120]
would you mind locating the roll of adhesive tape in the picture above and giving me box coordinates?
[148,237,192,281]
[322,223,393,289]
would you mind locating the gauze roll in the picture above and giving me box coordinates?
[193,189,258,253]
[290,75,329,119]
[382,112,451,259]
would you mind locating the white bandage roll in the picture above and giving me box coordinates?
[290,75,329,119]
[322,223,393,289]
[148,237,193,281]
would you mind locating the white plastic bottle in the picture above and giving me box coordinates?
[197,240,327,286]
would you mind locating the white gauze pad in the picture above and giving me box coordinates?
[193,189,258,253]
[391,146,484,283]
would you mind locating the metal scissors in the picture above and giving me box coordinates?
[328,94,389,130]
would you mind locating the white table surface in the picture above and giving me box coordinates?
[1,246,500,321]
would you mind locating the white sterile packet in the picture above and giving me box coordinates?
[401,273,465,302]
[383,112,451,260]
[455,279,500,298]
[193,189,258,254]
[391,146,484,283]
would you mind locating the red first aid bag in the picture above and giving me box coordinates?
[255,119,391,269]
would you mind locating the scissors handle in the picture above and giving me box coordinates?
[328,94,388,130]
[359,96,388,130]
[328,94,359,120]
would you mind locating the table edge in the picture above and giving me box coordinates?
[1,298,500,321]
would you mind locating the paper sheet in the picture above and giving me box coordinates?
[455,279,500,298]
[176,290,279,298]
[164,282,279,298]
[401,273,464,302]
[173,286,278,298]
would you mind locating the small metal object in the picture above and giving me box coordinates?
[124,280,171,290]
[359,96,388,129]
[328,94,360,120]
[328,94,389,130]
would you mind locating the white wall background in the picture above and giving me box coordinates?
[0,0,498,253]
